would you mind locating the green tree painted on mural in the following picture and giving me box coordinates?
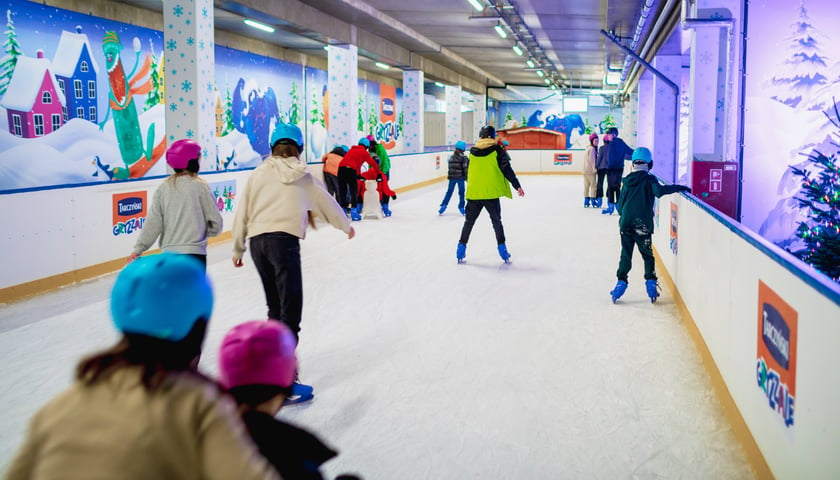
[520,110,527,127]
[288,82,302,126]
[584,117,593,135]
[0,9,23,97]
[504,111,513,125]
[143,40,162,111]
[222,86,234,135]
[357,93,365,132]
[398,110,404,138]
[368,105,377,136]
[599,113,617,133]
[309,91,325,126]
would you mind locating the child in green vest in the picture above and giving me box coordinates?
[456,126,525,264]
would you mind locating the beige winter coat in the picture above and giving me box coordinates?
[3,368,280,480]
[232,155,352,261]
[584,145,598,176]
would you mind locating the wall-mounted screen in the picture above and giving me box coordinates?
[563,96,588,113]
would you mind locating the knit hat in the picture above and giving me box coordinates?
[588,133,598,141]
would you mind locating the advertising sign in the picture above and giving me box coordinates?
[756,280,798,428]
[112,191,147,236]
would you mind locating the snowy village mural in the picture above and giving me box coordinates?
[742,0,840,281]
[496,101,621,150]
[0,1,404,192]
[0,2,168,191]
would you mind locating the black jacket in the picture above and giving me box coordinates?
[447,151,468,180]
[618,169,688,233]
[242,410,337,480]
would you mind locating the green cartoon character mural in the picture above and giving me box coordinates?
[99,30,166,180]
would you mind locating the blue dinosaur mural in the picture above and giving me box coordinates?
[544,114,585,149]
[231,78,281,156]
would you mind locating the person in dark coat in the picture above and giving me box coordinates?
[439,140,469,215]
[601,127,634,215]
[609,147,691,303]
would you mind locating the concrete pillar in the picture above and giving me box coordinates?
[445,84,461,146]
[402,69,423,153]
[650,53,681,183]
[163,0,215,168]
[472,94,486,143]
[328,44,358,149]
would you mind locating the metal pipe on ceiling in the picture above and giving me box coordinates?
[602,28,680,184]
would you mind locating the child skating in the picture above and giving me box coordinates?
[439,140,468,216]
[610,147,690,303]
[129,139,223,269]
[456,126,524,264]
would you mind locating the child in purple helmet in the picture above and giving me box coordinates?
[219,321,361,480]
[129,139,223,270]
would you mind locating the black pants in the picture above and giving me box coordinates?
[459,198,506,245]
[337,166,359,209]
[595,169,607,198]
[249,232,303,343]
[616,228,656,282]
[606,169,623,204]
[323,172,341,204]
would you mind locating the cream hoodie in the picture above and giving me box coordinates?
[232,155,352,261]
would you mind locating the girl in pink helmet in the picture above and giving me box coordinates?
[218,321,360,480]
[129,139,223,269]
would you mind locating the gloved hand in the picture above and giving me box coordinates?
[391,194,397,200]
[377,174,383,181]
[357,175,365,180]
[679,185,691,193]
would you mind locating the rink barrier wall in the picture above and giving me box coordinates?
[0,149,582,302]
[651,190,840,480]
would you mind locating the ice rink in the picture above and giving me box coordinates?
[0,175,754,479]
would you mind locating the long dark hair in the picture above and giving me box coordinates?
[272,143,300,158]
[76,320,210,390]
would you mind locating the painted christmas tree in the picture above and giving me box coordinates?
[222,86,234,135]
[368,104,377,136]
[768,0,830,111]
[144,40,163,111]
[357,93,365,132]
[0,9,23,97]
[287,82,301,126]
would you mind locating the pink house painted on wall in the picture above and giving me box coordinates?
[1,51,66,138]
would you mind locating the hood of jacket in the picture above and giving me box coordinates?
[622,169,650,188]
[263,154,308,184]
[470,137,499,155]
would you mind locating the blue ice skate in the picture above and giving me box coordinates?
[646,279,660,303]
[382,204,392,217]
[350,206,362,221]
[610,280,628,303]
[584,198,591,208]
[456,243,466,263]
[283,382,314,406]
[458,206,465,216]
[498,244,511,263]
[438,206,446,215]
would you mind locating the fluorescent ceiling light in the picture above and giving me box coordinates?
[434,81,445,87]
[588,89,618,95]
[512,45,523,56]
[544,78,550,84]
[494,24,507,38]
[526,59,534,68]
[605,71,621,86]
[243,19,275,33]
[467,0,484,11]
[375,62,390,70]
[536,70,544,77]
[323,45,330,51]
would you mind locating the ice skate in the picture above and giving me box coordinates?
[458,206,465,216]
[456,243,466,263]
[584,198,591,208]
[350,206,362,221]
[497,244,511,263]
[283,382,314,406]
[610,280,628,303]
[601,202,615,215]
[646,279,661,303]
[438,206,446,215]
[382,204,392,217]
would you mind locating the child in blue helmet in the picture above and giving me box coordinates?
[231,124,355,389]
[129,139,223,269]
[5,254,280,480]
[439,140,469,216]
[610,147,690,303]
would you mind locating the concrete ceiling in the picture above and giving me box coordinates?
[115,0,652,95]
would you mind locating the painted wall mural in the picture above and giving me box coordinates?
[0,1,167,190]
[496,101,623,149]
[0,1,404,192]
[742,0,840,256]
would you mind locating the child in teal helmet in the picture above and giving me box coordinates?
[439,140,469,216]
[232,124,355,394]
[5,254,280,480]
[609,147,691,303]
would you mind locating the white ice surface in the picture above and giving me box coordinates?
[0,176,754,479]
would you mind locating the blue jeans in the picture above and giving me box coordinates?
[440,179,465,210]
